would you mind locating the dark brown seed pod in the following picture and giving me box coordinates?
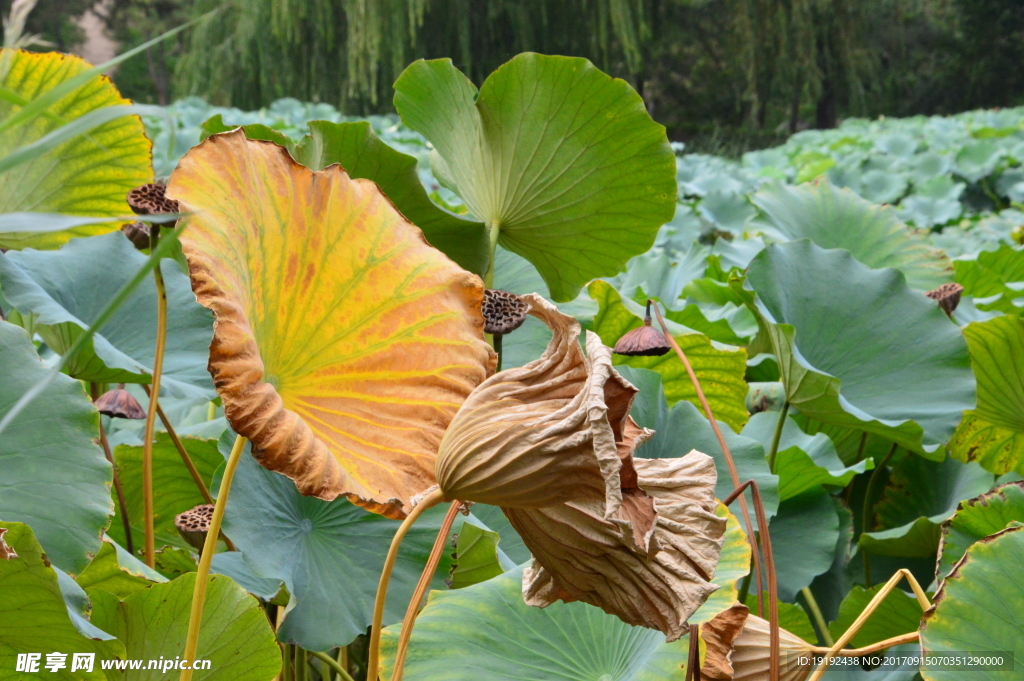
[175,504,215,552]
[926,282,964,316]
[121,221,154,250]
[482,289,530,335]
[127,182,178,216]
[93,386,146,420]
[613,302,671,357]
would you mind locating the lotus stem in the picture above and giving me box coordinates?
[390,500,462,681]
[800,587,834,647]
[281,645,292,681]
[141,262,168,567]
[91,383,134,555]
[179,433,247,681]
[810,631,920,656]
[366,487,446,681]
[862,442,898,587]
[685,623,700,681]
[207,400,216,421]
[650,301,765,615]
[766,402,790,473]
[808,569,930,681]
[311,651,355,681]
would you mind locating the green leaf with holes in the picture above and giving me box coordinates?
[949,315,1024,476]
[590,280,749,431]
[394,53,677,300]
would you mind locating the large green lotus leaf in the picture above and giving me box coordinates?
[767,487,841,601]
[828,584,925,648]
[949,316,1024,476]
[93,572,280,681]
[860,455,994,558]
[0,49,152,249]
[620,366,779,520]
[380,567,690,681]
[466,504,531,565]
[690,505,752,625]
[107,433,223,552]
[200,116,490,276]
[448,523,505,589]
[744,240,975,457]
[920,525,1024,680]
[793,417,896,467]
[0,523,124,679]
[807,497,855,622]
[750,181,951,290]
[954,244,1024,314]
[936,481,1024,583]
[741,411,871,501]
[74,538,166,599]
[0,320,112,574]
[219,435,459,651]
[394,53,677,301]
[590,280,749,431]
[0,232,215,398]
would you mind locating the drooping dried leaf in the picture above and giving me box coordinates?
[700,603,815,681]
[168,131,495,518]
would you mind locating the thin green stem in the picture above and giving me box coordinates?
[861,442,898,588]
[141,262,168,567]
[282,645,292,681]
[91,382,134,555]
[179,433,247,681]
[311,651,355,681]
[800,587,834,647]
[0,225,185,438]
[365,487,446,681]
[766,402,790,473]
[207,401,216,421]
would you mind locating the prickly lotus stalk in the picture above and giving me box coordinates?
[435,294,726,640]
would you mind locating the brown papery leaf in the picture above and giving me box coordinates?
[701,604,816,681]
[168,131,495,519]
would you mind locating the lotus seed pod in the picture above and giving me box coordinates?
[127,182,179,216]
[482,289,530,335]
[93,386,146,420]
[613,301,671,357]
[925,282,964,317]
[121,221,153,250]
[174,504,215,552]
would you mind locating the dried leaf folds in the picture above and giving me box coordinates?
[701,603,816,681]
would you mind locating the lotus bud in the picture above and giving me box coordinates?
[121,221,154,250]
[612,301,671,356]
[175,504,214,552]
[482,289,530,335]
[0,527,17,560]
[93,385,146,420]
[127,182,178,216]
[701,603,816,681]
[925,282,963,317]
[436,294,726,640]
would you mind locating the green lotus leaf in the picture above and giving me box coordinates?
[448,523,505,590]
[793,418,896,467]
[955,139,1002,183]
[380,566,691,681]
[875,133,918,158]
[209,553,284,602]
[898,195,963,229]
[750,181,952,290]
[860,169,908,204]
[218,435,459,651]
[0,320,112,574]
[621,365,779,519]
[860,455,994,558]
[954,244,1024,314]
[828,584,925,648]
[590,280,749,431]
[394,53,677,301]
[743,240,975,457]
[741,411,872,501]
[200,116,490,275]
[690,504,753,625]
[0,522,124,679]
[107,433,223,552]
[920,525,1024,680]
[767,487,841,601]
[949,315,1024,476]
[0,49,152,249]
[466,504,531,565]
[75,538,166,599]
[92,572,281,681]
[0,232,215,398]
[55,564,119,642]
[936,481,1024,583]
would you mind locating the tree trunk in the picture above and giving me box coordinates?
[146,43,169,106]
[815,75,837,128]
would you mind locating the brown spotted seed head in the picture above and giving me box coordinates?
[483,289,530,335]
[127,182,178,216]
[926,282,964,317]
[93,386,146,420]
[613,301,671,357]
[121,221,154,250]
[175,504,214,551]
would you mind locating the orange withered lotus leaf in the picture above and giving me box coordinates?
[436,295,726,640]
[701,603,816,681]
[166,130,496,519]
